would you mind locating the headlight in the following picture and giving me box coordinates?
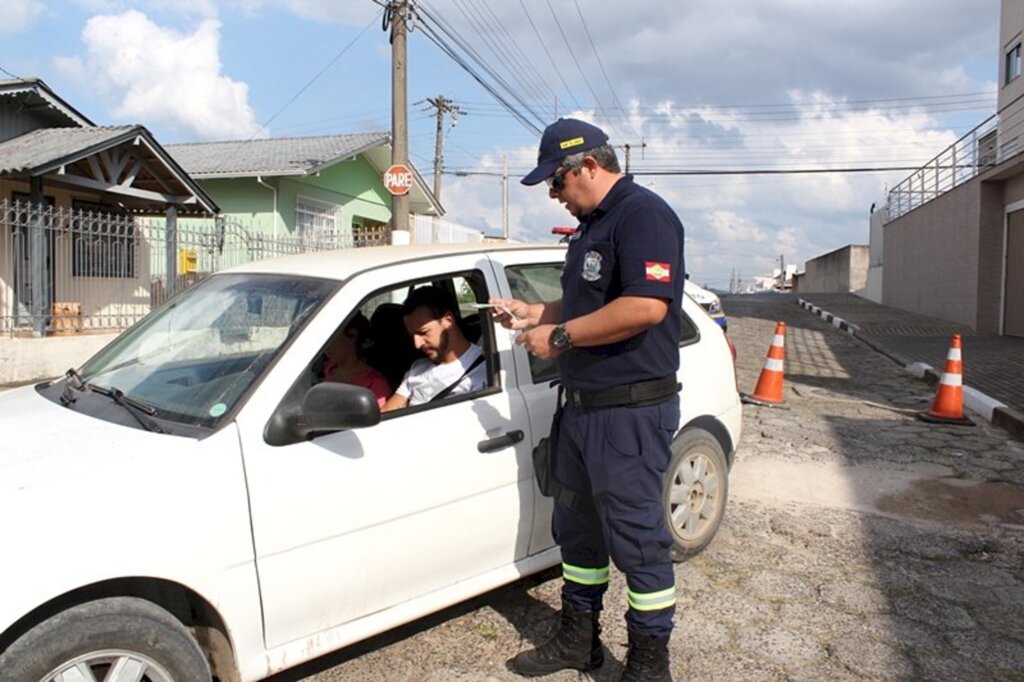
[706,300,722,315]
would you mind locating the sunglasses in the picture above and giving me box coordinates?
[545,166,570,192]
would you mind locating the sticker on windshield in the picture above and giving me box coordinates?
[209,403,227,417]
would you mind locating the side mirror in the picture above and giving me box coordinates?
[264,382,380,446]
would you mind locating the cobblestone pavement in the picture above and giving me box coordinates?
[792,292,1024,414]
[288,294,1024,682]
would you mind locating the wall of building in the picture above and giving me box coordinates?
[1000,0,1024,156]
[883,178,982,330]
[797,245,869,293]
[0,333,117,386]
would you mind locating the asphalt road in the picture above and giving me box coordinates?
[283,293,1024,682]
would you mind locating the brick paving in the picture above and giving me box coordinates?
[788,292,1024,414]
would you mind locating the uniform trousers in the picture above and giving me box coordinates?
[552,395,679,636]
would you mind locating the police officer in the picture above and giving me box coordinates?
[493,118,684,682]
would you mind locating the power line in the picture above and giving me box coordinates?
[414,2,544,134]
[573,0,640,138]
[517,0,582,113]
[447,165,929,177]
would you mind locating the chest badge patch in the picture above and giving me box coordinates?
[582,251,603,281]
[645,261,671,282]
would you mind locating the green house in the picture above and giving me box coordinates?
[167,134,443,247]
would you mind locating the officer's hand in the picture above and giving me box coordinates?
[515,324,559,359]
[488,297,536,330]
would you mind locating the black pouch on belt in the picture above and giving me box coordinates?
[532,385,585,511]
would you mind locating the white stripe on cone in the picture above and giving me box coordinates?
[940,372,962,387]
[764,358,784,372]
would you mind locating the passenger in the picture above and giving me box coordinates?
[322,312,390,408]
[381,286,487,412]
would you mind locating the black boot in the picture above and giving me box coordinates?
[507,599,603,677]
[620,631,672,682]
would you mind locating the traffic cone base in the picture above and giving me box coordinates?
[916,410,973,426]
[742,322,787,408]
[916,334,975,427]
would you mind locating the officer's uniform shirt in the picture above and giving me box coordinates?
[558,175,685,392]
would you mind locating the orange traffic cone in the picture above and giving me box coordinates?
[741,321,786,407]
[917,334,974,426]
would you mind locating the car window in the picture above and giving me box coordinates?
[300,269,499,421]
[504,263,563,384]
[71,273,337,430]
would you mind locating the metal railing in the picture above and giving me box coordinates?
[0,201,338,335]
[886,115,998,221]
[0,200,509,335]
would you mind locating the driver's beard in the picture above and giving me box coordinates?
[433,329,451,363]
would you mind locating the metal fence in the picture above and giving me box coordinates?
[0,200,507,335]
[0,201,341,335]
[886,114,999,221]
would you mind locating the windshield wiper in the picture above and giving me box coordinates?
[60,368,84,406]
[86,384,165,434]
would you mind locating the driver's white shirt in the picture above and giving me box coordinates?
[396,343,486,406]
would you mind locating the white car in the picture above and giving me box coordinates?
[684,279,727,332]
[0,243,741,681]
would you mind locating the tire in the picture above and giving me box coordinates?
[0,597,211,682]
[663,428,729,562]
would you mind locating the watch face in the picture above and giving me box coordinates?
[551,326,570,349]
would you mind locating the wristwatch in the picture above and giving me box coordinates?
[549,324,573,351]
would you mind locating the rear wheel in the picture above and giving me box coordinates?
[0,597,211,681]
[663,428,729,561]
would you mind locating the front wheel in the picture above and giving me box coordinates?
[0,597,211,681]
[663,428,729,562]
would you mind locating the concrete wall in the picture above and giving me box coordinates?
[796,245,868,293]
[0,333,117,386]
[883,178,981,331]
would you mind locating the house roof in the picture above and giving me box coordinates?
[166,133,392,178]
[166,133,444,216]
[0,126,218,215]
[0,77,94,128]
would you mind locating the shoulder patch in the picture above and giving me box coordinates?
[645,261,671,282]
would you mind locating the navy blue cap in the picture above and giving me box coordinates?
[521,118,610,186]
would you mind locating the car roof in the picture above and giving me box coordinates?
[220,242,566,281]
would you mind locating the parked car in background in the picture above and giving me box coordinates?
[685,278,728,332]
[0,243,741,681]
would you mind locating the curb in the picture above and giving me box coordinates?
[797,298,1024,439]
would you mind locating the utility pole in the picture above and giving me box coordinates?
[618,139,647,173]
[421,95,464,242]
[778,254,786,290]
[424,95,464,204]
[387,0,410,244]
[501,155,509,239]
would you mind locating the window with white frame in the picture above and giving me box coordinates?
[295,198,338,248]
[1007,43,1021,85]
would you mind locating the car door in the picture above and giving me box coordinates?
[486,248,567,556]
[235,253,535,649]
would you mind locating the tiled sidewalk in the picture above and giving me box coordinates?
[789,293,1024,437]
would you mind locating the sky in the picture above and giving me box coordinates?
[2,0,1001,290]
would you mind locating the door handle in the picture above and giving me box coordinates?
[477,429,524,453]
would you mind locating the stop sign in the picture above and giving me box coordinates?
[383,164,414,196]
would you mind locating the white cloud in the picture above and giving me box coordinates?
[2,0,45,33]
[54,10,258,141]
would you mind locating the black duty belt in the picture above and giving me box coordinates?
[566,376,680,409]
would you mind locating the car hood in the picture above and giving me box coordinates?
[0,384,182,494]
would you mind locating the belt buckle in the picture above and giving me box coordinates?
[571,389,582,407]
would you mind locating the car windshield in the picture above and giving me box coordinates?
[74,273,337,429]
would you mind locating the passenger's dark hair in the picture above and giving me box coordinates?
[401,285,459,320]
[344,311,372,357]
